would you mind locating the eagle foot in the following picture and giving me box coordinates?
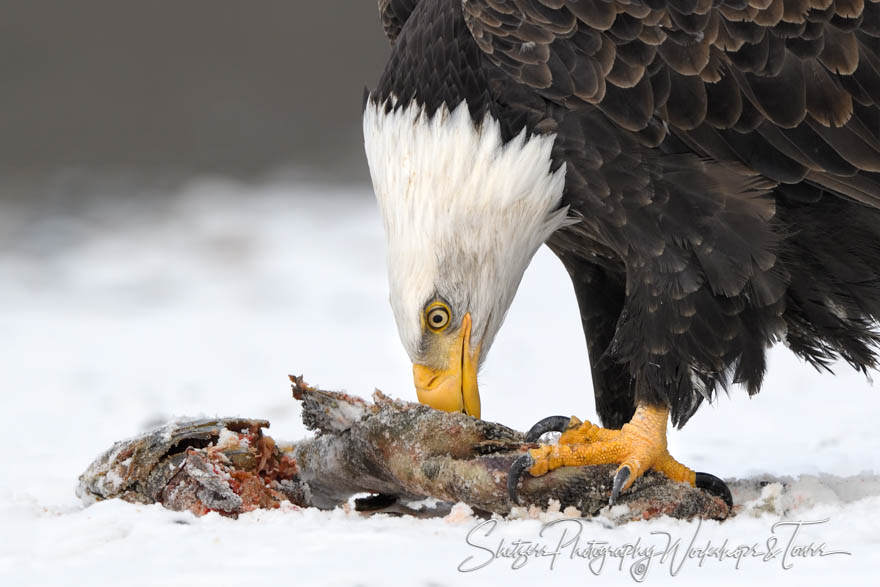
[508,404,733,509]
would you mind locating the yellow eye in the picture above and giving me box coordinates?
[425,303,451,332]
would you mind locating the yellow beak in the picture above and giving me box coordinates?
[412,313,481,418]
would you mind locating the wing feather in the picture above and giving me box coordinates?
[460,0,880,202]
[378,0,421,42]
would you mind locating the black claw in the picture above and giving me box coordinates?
[610,466,631,505]
[524,416,571,443]
[695,472,734,510]
[507,453,535,505]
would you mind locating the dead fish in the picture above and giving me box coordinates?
[77,418,305,518]
[76,376,730,522]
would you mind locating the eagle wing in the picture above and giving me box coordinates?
[378,0,422,42]
[460,0,880,209]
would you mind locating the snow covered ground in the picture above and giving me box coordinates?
[2,180,879,585]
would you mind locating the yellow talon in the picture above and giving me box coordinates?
[526,403,696,496]
[558,416,619,445]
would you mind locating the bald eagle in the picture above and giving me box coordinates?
[363,0,880,506]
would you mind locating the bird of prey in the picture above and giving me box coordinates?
[363,0,880,505]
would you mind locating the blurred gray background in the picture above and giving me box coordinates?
[0,1,390,199]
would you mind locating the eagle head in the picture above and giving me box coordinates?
[363,99,570,418]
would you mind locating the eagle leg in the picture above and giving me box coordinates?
[508,403,731,508]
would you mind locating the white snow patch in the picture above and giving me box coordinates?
[402,496,442,511]
[444,502,475,524]
[214,428,241,451]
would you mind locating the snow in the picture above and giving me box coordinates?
[215,428,243,451]
[2,179,879,585]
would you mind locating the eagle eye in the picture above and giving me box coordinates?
[425,303,451,332]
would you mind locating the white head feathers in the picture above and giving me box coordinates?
[363,99,571,363]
